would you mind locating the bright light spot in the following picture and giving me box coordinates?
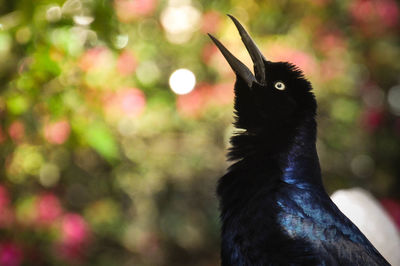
[46,6,62,22]
[388,85,400,115]
[73,15,94,26]
[114,34,129,49]
[0,24,3,30]
[169,68,196,95]
[160,1,201,44]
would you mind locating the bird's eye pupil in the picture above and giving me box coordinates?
[274,81,285,90]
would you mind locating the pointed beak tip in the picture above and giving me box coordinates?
[227,14,237,22]
[205,31,256,87]
[207,33,216,40]
[227,13,267,85]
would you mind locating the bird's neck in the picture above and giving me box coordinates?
[278,118,322,188]
[228,116,322,187]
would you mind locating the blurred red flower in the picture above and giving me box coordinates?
[201,11,221,34]
[61,213,89,245]
[103,88,146,118]
[361,108,384,132]
[315,29,347,56]
[350,0,399,35]
[36,193,63,225]
[0,242,23,266]
[380,198,400,231]
[57,213,90,260]
[117,50,137,76]
[44,120,71,145]
[177,83,233,117]
[115,0,157,22]
[8,121,25,142]
[177,87,204,117]
[201,43,218,64]
[267,45,317,76]
[79,47,110,71]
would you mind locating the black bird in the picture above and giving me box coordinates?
[209,15,390,266]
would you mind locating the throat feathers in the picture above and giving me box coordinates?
[209,15,389,266]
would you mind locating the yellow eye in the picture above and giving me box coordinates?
[274,81,285,90]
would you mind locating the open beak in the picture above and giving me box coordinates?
[208,15,266,87]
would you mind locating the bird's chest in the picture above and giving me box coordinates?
[220,190,325,265]
[275,188,342,244]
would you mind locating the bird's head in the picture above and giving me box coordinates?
[209,15,316,136]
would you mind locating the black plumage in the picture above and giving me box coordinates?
[209,15,390,266]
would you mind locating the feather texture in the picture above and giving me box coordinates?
[213,15,390,266]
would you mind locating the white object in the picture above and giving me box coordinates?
[331,187,400,266]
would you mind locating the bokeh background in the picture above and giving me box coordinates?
[0,0,400,265]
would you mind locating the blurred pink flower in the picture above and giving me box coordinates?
[267,45,317,76]
[57,213,90,260]
[103,88,146,117]
[36,193,62,225]
[115,0,157,22]
[120,89,146,115]
[177,87,204,117]
[8,121,24,142]
[350,0,399,35]
[0,242,23,266]
[380,198,400,231]
[315,30,347,55]
[361,108,384,132]
[44,120,71,145]
[177,83,234,117]
[61,213,89,245]
[117,50,137,76]
[209,83,234,106]
[79,47,110,71]
[201,11,221,34]
[202,43,218,64]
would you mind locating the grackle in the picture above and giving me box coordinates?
[209,15,390,266]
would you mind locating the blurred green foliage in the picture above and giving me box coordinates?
[0,0,399,265]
